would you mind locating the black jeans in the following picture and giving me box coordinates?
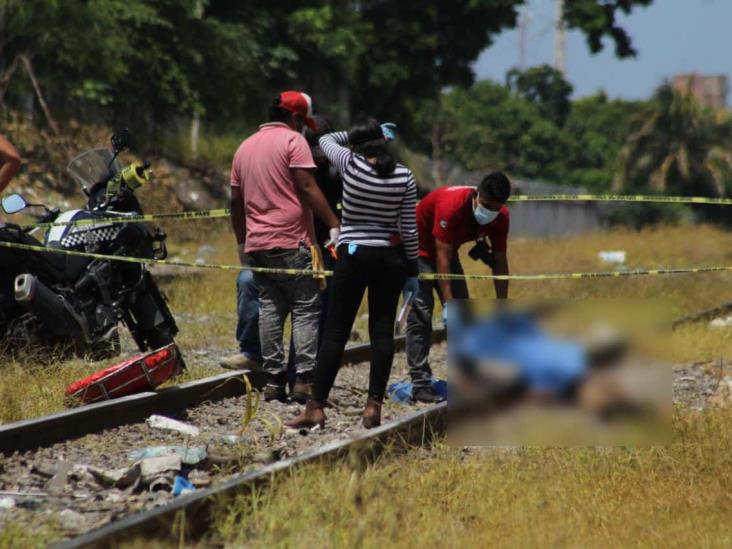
[405,256,469,387]
[313,244,408,402]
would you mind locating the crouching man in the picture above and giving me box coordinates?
[405,172,511,402]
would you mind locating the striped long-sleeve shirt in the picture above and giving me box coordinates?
[318,131,419,269]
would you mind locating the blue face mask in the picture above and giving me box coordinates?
[474,203,499,225]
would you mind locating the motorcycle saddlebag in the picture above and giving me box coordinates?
[65,343,182,405]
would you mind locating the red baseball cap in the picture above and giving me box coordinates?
[278,91,317,130]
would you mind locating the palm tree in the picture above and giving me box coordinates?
[612,82,732,198]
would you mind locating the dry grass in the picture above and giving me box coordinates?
[3,222,732,423]
[193,222,732,548]
[213,408,732,548]
[2,222,732,547]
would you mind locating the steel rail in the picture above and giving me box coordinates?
[0,329,446,455]
[58,401,446,549]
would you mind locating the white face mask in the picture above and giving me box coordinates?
[473,203,499,225]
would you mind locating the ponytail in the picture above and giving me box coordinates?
[372,149,396,176]
[349,117,396,176]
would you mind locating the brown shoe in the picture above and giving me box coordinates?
[285,399,326,429]
[290,372,313,404]
[219,353,263,372]
[362,396,382,429]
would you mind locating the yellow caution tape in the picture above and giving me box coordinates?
[3,240,731,281]
[508,194,732,205]
[21,208,231,230]
[18,193,732,230]
[0,241,331,277]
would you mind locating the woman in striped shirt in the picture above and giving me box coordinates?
[286,118,419,429]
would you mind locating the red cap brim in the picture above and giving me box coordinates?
[304,117,317,130]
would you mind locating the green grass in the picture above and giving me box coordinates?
[159,125,254,171]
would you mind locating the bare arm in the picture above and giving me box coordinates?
[230,186,246,245]
[435,238,455,303]
[0,134,21,195]
[292,168,339,230]
[492,252,509,299]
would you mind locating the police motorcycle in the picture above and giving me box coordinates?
[0,130,179,360]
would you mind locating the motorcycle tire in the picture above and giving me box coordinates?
[86,329,122,362]
[144,328,175,351]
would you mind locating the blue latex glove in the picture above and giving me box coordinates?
[403,276,419,299]
[381,122,397,142]
[442,306,448,327]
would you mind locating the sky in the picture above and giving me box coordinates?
[473,0,731,102]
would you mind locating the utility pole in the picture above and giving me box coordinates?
[554,0,567,74]
[518,6,531,70]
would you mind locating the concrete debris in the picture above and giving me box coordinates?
[187,470,212,488]
[0,490,49,497]
[0,496,15,510]
[146,414,201,437]
[139,456,182,481]
[58,509,86,532]
[253,445,287,464]
[710,316,732,328]
[104,490,126,503]
[88,463,141,489]
[47,461,72,494]
[128,446,207,466]
[31,461,57,479]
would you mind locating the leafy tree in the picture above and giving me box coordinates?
[563,0,654,58]
[436,80,571,182]
[562,91,648,190]
[506,65,573,127]
[0,0,660,155]
[354,0,523,148]
[613,83,732,198]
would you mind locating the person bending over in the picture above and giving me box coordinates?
[405,173,512,402]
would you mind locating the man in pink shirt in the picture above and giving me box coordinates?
[230,91,340,402]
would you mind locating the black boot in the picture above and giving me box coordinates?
[264,372,287,402]
[412,385,443,404]
[290,371,313,404]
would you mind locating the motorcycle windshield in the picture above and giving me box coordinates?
[67,148,123,189]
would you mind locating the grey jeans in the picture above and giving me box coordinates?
[405,256,469,387]
[247,245,320,378]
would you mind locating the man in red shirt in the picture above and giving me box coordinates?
[406,172,511,402]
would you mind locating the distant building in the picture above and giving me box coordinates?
[672,73,728,109]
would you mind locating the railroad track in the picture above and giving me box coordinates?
[0,330,447,547]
